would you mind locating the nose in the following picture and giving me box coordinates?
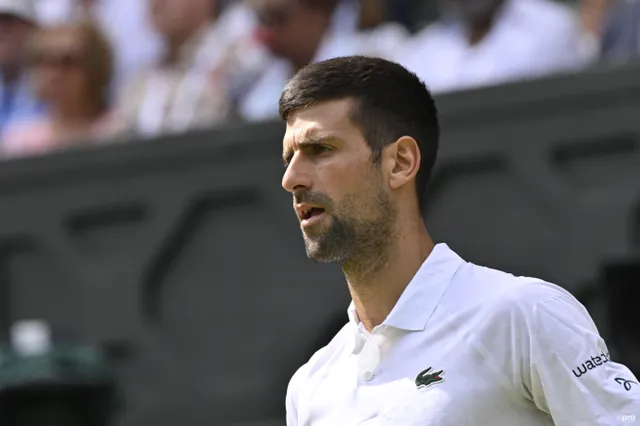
[281,155,312,193]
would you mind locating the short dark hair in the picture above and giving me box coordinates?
[279,55,439,209]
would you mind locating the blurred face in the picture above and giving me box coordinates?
[252,0,329,62]
[438,0,504,24]
[0,14,33,72]
[282,99,396,263]
[149,0,213,39]
[29,28,90,107]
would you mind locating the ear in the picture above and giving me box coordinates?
[384,136,421,191]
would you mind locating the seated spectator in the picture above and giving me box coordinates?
[1,20,123,159]
[117,0,266,137]
[79,0,164,94]
[34,0,164,94]
[398,0,587,94]
[0,0,44,140]
[239,0,409,121]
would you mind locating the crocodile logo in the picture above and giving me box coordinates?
[415,367,444,389]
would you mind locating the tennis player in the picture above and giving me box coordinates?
[279,55,640,425]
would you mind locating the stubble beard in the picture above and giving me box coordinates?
[303,193,396,274]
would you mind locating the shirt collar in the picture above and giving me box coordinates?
[347,243,464,332]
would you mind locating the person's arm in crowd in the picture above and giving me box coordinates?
[578,0,614,62]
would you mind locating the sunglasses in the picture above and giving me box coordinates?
[0,13,28,26]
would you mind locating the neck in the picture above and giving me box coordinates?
[467,19,493,45]
[164,21,210,65]
[164,36,187,65]
[291,13,332,71]
[52,101,103,129]
[462,1,503,45]
[346,216,434,332]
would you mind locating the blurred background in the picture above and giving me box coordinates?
[0,0,638,424]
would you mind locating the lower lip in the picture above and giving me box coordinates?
[301,212,325,228]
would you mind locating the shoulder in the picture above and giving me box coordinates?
[510,0,579,31]
[357,22,410,58]
[406,21,453,47]
[395,21,458,66]
[2,120,54,158]
[455,262,593,340]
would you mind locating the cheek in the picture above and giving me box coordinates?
[329,166,385,218]
[66,69,89,91]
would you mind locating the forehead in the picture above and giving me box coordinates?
[283,98,361,145]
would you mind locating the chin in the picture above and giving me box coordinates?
[304,240,347,264]
[305,250,344,264]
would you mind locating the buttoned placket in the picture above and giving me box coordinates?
[349,325,401,424]
[354,325,397,384]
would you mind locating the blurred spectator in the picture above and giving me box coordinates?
[0,0,43,140]
[577,0,613,61]
[34,0,163,94]
[398,0,587,94]
[239,0,408,121]
[382,0,431,32]
[79,0,164,94]
[1,20,123,159]
[117,0,265,137]
[596,0,640,62]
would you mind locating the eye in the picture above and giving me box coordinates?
[308,145,331,155]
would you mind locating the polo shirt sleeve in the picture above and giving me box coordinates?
[474,281,639,424]
[285,362,311,426]
[522,287,640,424]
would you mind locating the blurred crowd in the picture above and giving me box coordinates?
[0,0,635,159]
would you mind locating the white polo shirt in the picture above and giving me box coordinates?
[396,0,586,94]
[286,243,640,425]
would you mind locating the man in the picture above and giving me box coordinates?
[279,55,640,425]
[239,0,407,121]
[398,0,587,94]
[0,0,43,140]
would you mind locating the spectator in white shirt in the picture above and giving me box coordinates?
[239,0,408,122]
[398,0,587,94]
[117,0,266,137]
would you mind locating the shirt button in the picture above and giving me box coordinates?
[363,371,375,381]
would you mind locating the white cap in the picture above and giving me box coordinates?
[0,0,37,23]
[11,320,52,357]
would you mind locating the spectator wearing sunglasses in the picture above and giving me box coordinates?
[0,0,44,142]
[1,20,125,159]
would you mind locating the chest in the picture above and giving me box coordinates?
[297,339,544,426]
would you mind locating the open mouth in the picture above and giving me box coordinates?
[300,207,326,226]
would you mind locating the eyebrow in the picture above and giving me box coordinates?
[282,135,339,165]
